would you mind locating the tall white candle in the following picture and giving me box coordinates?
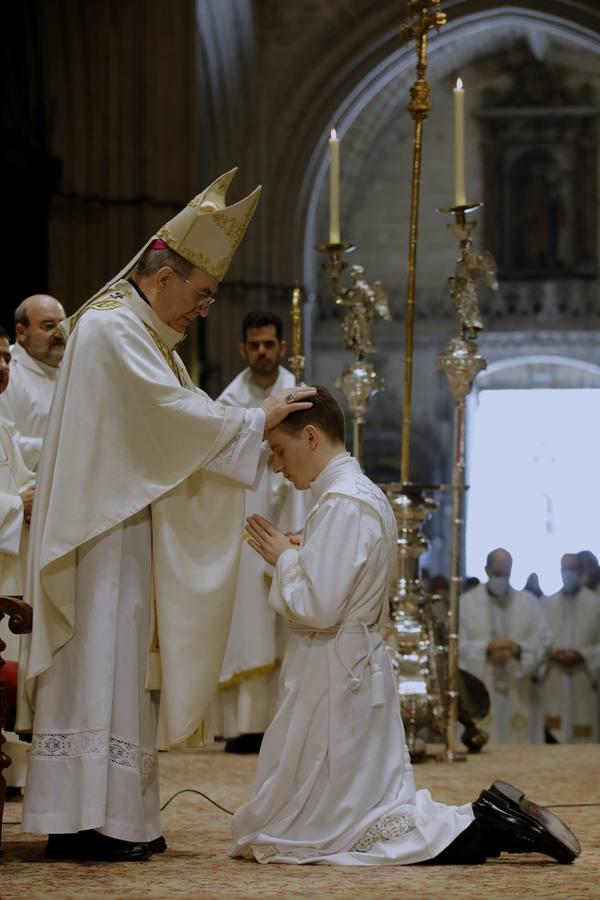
[453,78,466,206]
[329,128,341,244]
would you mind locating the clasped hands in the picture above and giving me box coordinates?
[486,637,521,666]
[550,648,585,668]
[245,514,300,567]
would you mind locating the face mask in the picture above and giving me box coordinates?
[488,576,509,597]
[561,571,581,594]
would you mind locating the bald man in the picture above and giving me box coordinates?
[540,554,600,743]
[459,548,552,743]
[0,294,66,468]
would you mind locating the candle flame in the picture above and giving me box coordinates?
[330,128,337,140]
[456,77,463,90]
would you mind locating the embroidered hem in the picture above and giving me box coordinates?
[31,728,158,787]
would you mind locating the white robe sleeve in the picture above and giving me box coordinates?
[0,491,24,554]
[203,407,266,487]
[16,434,43,472]
[268,497,380,629]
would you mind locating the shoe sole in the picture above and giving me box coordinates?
[489,780,581,861]
[149,837,167,853]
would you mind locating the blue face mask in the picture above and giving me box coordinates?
[488,575,510,597]
[561,571,581,594]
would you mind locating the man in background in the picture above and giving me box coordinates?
[0,294,66,468]
[459,548,552,743]
[540,553,600,743]
[0,326,36,792]
[578,550,600,593]
[215,311,312,753]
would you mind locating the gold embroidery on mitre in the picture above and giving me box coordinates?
[156,224,176,246]
[545,716,562,730]
[212,211,245,239]
[184,249,230,280]
[142,322,186,387]
[188,172,231,206]
[157,184,260,280]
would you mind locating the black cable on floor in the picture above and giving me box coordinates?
[160,788,233,816]
[548,803,600,808]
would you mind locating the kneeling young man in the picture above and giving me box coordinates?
[231,386,580,866]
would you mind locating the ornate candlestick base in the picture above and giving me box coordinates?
[381,483,446,761]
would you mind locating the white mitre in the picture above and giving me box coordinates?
[64,169,261,335]
[157,168,260,281]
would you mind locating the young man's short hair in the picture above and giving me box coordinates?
[241,311,283,342]
[0,325,10,342]
[277,385,346,445]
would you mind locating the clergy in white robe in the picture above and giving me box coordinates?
[216,311,312,744]
[578,550,600,594]
[0,330,35,788]
[540,554,600,743]
[17,170,316,861]
[231,387,476,865]
[0,294,66,470]
[459,549,552,744]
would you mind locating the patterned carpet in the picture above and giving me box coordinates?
[1,743,598,898]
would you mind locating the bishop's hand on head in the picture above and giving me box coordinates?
[260,386,316,434]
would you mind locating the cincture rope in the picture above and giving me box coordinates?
[289,621,386,708]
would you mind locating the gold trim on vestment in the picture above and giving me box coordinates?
[218,658,280,691]
[70,293,126,330]
[142,322,186,387]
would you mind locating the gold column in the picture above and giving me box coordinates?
[400,0,446,482]
[288,286,305,386]
[381,0,447,762]
[436,203,497,759]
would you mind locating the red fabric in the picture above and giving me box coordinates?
[1,660,18,710]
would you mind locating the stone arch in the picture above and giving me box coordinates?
[290,5,600,296]
[474,354,600,394]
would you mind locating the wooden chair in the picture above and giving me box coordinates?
[0,595,32,856]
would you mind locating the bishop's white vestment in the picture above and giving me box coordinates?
[0,416,35,786]
[230,453,474,865]
[459,584,552,743]
[0,343,58,469]
[540,587,600,743]
[18,280,267,842]
[216,367,312,737]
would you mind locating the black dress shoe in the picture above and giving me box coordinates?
[224,732,264,754]
[46,830,151,862]
[149,835,168,853]
[473,780,581,864]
